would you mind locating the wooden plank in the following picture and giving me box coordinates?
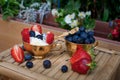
[0,62,56,80]
[30,53,55,71]
[95,46,118,55]
[67,72,79,80]
[36,52,66,74]
[46,52,70,77]
[93,55,120,80]
[6,58,15,63]
[58,63,73,80]
[0,49,11,59]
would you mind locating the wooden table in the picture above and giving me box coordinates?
[0,18,120,80]
[0,38,120,80]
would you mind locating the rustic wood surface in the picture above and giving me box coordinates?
[0,38,120,80]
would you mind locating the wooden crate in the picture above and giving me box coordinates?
[0,38,120,80]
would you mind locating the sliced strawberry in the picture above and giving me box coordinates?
[21,28,30,43]
[11,45,24,63]
[46,32,54,44]
[31,24,42,34]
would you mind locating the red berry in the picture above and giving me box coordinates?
[31,24,42,34]
[70,48,91,65]
[111,28,119,38]
[46,32,54,44]
[21,28,30,43]
[71,58,91,74]
[11,45,24,63]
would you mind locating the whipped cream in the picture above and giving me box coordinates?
[30,37,48,46]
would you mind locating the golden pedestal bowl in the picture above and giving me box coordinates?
[65,40,98,56]
[23,41,62,58]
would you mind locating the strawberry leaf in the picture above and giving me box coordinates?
[88,47,96,60]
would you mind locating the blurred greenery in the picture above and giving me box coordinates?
[0,0,20,20]
[1,0,120,21]
[17,0,42,7]
[52,0,120,22]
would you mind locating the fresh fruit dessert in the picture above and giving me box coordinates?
[21,24,54,46]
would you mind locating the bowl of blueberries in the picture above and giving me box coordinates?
[65,26,98,56]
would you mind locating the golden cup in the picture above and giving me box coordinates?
[23,41,62,58]
[65,40,98,56]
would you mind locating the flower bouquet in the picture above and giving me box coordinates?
[51,9,95,30]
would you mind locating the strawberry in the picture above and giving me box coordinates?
[11,45,24,63]
[70,48,96,74]
[111,28,119,38]
[70,48,91,64]
[46,32,54,44]
[71,58,91,74]
[31,24,42,34]
[21,28,30,43]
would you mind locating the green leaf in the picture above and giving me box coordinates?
[108,33,113,39]
[0,0,6,6]
[102,8,109,21]
[88,47,96,60]
[2,14,8,20]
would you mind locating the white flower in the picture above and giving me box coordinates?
[71,13,75,19]
[51,9,59,17]
[78,12,86,19]
[69,20,79,28]
[64,13,75,24]
[64,14,72,24]
[86,11,91,16]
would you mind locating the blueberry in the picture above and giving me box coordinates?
[76,37,84,44]
[80,32,88,39]
[66,36,73,42]
[61,65,68,73]
[85,38,91,44]
[36,35,43,40]
[30,31,35,37]
[89,36,95,43]
[24,54,33,61]
[43,60,51,69]
[75,31,81,35]
[72,35,79,43]
[87,31,94,36]
[26,61,33,68]
[79,26,86,31]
